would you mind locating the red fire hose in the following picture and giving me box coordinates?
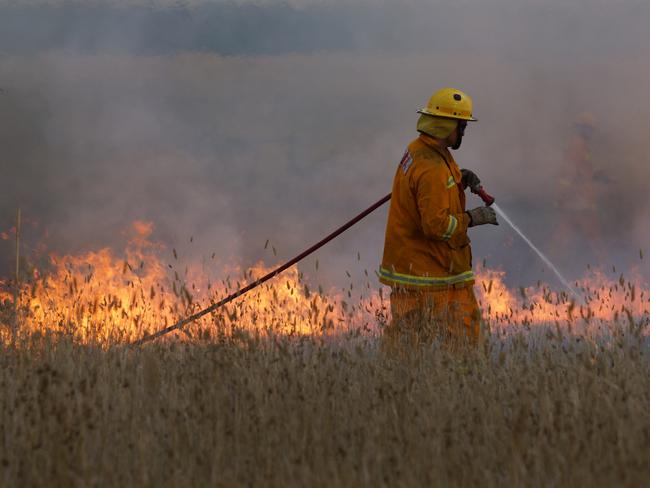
[133,193,392,345]
[133,186,494,345]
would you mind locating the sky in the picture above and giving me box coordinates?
[0,0,649,289]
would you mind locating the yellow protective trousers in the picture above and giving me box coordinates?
[382,285,482,354]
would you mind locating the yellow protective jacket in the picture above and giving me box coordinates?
[380,133,473,290]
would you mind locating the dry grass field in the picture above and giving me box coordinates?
[2,326,650,487]
[1,232,649,486]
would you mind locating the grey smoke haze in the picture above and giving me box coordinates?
[0,0,649,288]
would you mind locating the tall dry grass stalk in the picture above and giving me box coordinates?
[12,207,21,334]
[1,328,649,487]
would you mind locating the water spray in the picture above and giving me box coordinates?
[492,203,581,300]
[469,184,582,301]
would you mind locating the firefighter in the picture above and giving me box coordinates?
[379,87,497,353]
[552,112,607,264]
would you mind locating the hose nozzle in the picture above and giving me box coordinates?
[471,186,495,206]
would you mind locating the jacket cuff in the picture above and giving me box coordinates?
[465,211,473,227]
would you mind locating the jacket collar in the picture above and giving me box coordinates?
[417,132,461,179]
[418,132,452,159]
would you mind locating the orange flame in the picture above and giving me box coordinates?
[1,221,648,344]
[1,221,383,344]
[476,266,650,334]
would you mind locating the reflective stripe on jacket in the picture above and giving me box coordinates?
[380,133,473,290]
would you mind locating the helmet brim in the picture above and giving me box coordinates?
[417,109,477,122]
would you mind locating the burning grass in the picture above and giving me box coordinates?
[1,331,650,487]
[0,221,384,344]
[1,220,648,346]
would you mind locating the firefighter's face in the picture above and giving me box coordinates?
[449,120,467,150]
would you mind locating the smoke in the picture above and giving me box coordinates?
[0,0,649,288]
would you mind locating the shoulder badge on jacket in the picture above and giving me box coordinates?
[398,149,414,174]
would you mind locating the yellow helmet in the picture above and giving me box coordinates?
[418,87,477,122]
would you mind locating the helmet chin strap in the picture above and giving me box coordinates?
[451,120,467,151]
